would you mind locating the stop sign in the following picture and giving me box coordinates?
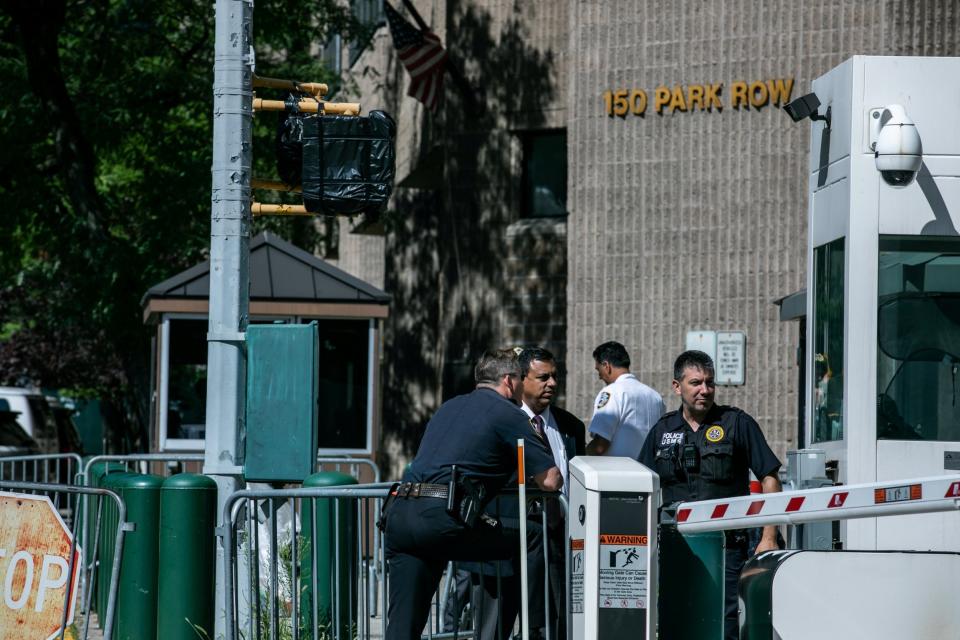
[0,492,81,639]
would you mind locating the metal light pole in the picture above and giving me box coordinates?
[207,0,253,636]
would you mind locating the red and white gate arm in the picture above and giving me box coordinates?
[675,474,960,534]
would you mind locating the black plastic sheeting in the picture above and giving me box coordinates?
[276,105,396,217]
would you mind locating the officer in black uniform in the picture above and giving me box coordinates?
[639,350,782,640]
[383,348,562,640]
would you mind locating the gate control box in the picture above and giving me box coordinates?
[569,457,659,640]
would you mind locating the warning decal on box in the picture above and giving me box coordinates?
[570,539,584,614]
[598,534,648,609]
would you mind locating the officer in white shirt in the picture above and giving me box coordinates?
[586,341,665,458]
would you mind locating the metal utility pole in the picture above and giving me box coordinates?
[207,0,253,636]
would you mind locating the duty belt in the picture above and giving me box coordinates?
[390,482,448,499]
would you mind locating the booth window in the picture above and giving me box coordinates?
[164,318,208,446]
[521,129,567,218]
[159,316,375,453]
[877,236,960,442]
[812,238,844,443]
[316,319,372,452]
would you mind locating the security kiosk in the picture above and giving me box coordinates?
[568,457,658,640]
[802,56,960,551]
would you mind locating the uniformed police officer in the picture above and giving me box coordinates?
[383,349,562,640]
[638,350,782,640]
[586,341,665,458]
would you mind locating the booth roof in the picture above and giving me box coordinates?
[140,232,390,306]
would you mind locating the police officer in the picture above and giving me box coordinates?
[383,349,562,640]
[586,341,665,458]
[638,350,782,640]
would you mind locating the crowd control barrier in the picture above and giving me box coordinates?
[221,482,568,640]
[0,452,83,490]
[0,478,129,640]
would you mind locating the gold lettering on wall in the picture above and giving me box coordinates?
[603,78,794,117]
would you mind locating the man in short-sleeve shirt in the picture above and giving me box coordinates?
[586,341,665,458]
[638,350,781,640]
[384,349,561,640]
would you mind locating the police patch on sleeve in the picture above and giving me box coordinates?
[596,391,611,409]
[705,425,725,442]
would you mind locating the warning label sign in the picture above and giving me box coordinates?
[598,536,648,609]
[599,534,648,545]
[570,539,584,614]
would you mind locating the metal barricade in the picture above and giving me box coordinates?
[316,457,381,484]
[81,453,206,483]
[223,483,391,640]
[0,453,83,489]
[0,479,129,640]
[221,483,567,640]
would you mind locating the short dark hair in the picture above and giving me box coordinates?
[474,349,522,385]
[592,341,630,369]
[518,346,556,378]
[673,350,715,381]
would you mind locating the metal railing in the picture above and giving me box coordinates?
[81,452,206,483]
[221,483,568,640]
[0,452,83,490]
[316,456,381,484]
[0,479,128,640]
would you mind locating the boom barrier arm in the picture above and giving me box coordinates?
[676,473,960,534]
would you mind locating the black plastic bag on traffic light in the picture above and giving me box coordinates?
[300,110,396,216]
[275,103,305,186]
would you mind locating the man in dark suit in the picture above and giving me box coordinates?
[517,347,585,640]
[468,347,585,640]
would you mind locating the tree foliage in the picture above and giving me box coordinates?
[0,0,368,447]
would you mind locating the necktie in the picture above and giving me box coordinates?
[532,414,553,455]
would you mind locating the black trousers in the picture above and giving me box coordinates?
[384,498,520,640]
[724,537,749,640]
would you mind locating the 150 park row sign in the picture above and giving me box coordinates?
[603,78,795,116]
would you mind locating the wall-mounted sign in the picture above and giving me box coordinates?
[716,331,746,386]
[603,78,794,117]
[685,330,717,363]
[684,330,746,385]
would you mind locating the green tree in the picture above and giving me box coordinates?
[0,0,369,449]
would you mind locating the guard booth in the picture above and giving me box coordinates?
[797,56,960,550]
[141,231,389,472]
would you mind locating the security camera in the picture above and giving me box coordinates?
[783,93,831,127]
[871,104,922,186]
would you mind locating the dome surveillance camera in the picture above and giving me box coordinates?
[872,104,922,186]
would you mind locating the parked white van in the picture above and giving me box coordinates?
[0,387,59,452]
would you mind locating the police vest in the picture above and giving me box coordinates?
[653,409,750,505]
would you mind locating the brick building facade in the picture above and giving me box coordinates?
[331,0,960,476]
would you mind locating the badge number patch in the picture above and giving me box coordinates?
[705,426,725,442]
[597,392,611,409]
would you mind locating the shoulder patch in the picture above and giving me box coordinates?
[705,425,725,443]
[597,391,611,409]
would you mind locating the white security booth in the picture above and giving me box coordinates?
[803,56,960,550]
[568,457,658,640]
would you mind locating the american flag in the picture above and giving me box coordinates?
[384,1,447,113]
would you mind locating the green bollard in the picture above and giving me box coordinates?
[300,471,358,639]
[658,519,726,639]
[103,472,164,640]
[86,460,127,616]
[95,468,128,624]
[157,474,217,640]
